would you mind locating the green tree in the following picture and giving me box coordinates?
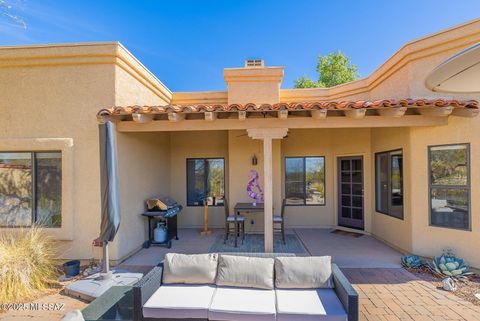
[294,51,359,88]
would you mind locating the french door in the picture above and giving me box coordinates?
[337,156,364,230]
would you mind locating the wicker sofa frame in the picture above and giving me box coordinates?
[132,253,358,321]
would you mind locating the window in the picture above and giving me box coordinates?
[187,158,225,206]
[375,150,403,219]
[0,151,62,227]
[429,144,470,230]
[285,156,325,205]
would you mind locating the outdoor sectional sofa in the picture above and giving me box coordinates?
[133,252,358,321]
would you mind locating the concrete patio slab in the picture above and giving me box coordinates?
[294,229,402,268]
[121,228,402,268]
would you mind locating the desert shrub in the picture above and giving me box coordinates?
[0,226,58,303]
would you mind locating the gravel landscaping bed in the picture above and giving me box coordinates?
[405,266,480,306]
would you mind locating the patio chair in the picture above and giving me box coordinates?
[274,198,286,244]
[223,197,245,244]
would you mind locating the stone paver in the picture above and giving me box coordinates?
[343,268,480,321]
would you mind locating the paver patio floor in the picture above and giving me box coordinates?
[121,228,480,320]
[344,268,480,320]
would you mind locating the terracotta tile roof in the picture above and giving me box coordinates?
[98,98,478,116]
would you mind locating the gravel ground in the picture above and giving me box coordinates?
[405,266,480,306]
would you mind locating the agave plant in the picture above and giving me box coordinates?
[429,255,473,279]
[401,255,423,269]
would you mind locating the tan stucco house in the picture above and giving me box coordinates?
[1,19,480,268]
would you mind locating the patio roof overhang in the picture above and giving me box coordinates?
[97,98,479,132]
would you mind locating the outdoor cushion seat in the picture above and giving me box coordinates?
[142,284,216,319]
[209,286,276,321]
[226,215,245,222]
[276,288,347,321]
[273,215,283,222]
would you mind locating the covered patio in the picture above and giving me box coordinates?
[119,228,402,269]
[97,95,478,263]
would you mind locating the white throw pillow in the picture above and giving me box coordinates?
[275,256,334,289]
[163,253,218,284]
[216,255,275,289]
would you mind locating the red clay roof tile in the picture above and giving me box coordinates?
[97,98,478,116]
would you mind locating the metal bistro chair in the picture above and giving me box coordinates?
[273,198,287,244]
[224,198,245,244]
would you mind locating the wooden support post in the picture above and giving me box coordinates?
[247,128,288,252]
[263,137,273,252]
[201,200,211,236]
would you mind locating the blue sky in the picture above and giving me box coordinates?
[1,1,479,92]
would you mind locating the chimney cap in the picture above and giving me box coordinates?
[245,59,264,68]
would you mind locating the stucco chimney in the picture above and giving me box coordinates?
[224,60,284,105]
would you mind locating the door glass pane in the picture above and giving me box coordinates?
[341,207,351,218]
[341,160,350,171]
[341,171,350,183]
[305,157,325,205]
[352,159,362,171]
[352,171,362,183]
[341,196,351,206]
[391,154,403,207]
[430,145,467,186]
[341,183,351,195]
[35,152,62,227]
[352,208,363,219]
[0,152,32,226]
[431,188,468,229]
[285,158,305,204]
[352,184,363,195]
[352,196,363,208]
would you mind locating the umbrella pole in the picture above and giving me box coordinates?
[103,241,109,273]
[101,241,113,279]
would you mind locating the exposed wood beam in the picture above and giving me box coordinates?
[278,110,288,120]
[204,112,216,121]
[451,108,479,118]
[344,109,366,119]
[132,113,154,123]
[377,107,407,117]
[168,112,184,122]
[311,110,327,120]
[117,115,449,132]
[238,111,247,121]
[418,106,453,117]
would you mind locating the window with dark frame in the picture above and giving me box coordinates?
[0,151,62,227]
[285,156,325,206]
[429,144,470,230]
[375,150,403,219]
[186,158,225,206]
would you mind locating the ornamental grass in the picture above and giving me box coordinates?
[0,226,58,303]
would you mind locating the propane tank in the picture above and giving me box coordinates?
[154,222,167,243]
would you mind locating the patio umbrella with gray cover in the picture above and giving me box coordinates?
[99,121,120,275]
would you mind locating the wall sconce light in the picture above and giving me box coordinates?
[252,154,258,166]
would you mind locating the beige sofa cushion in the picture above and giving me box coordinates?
[275,256,334,289]
[216,255,274,289]
[163,253,218,284]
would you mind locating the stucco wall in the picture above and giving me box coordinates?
[169,131,229,228]
[281,129,372,230]
[227,130,282,232]
[370,127,412,253]
[409,117,480,268]
[114,132,171,260]
[0,60,115,260]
